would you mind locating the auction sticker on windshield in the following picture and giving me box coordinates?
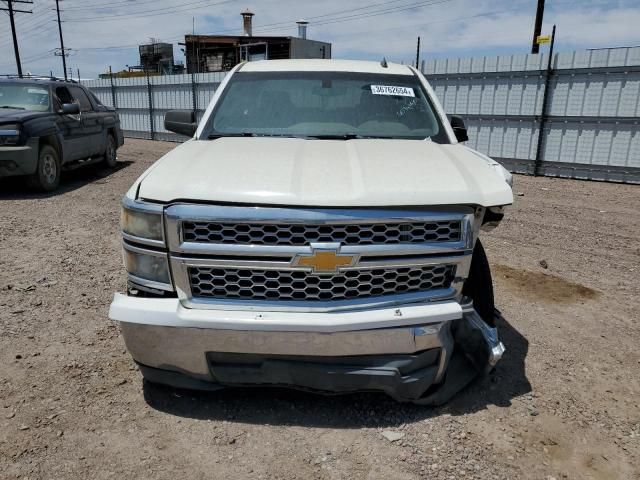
[370,85,415,97]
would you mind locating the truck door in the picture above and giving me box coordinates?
[68,85,105,157]
[54,86,85,161]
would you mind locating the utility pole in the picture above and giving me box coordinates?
[533,24,556,176]
[531,0,545,54]
[1,0,34,77]
[415,36,421,69]
[55,0,67,80]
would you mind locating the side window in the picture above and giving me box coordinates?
[69,86,93,112]
[89,91,103,106]
[56,86,74,105]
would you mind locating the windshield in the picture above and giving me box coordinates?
[0,83,50,111]
[205,71,448,141]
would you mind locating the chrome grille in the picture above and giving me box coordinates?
[182,221,462,246]
[188,265,455,302]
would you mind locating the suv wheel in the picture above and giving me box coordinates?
[27,145,61,192]
[461,239,496,327]
[104,134,118,168]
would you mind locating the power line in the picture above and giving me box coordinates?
[274,0,454,29]
[63,0,236,22]
[245,0,453,37]
[11,15,54,35]
[62,0,192,11]
[0,8,53,46]
[12,5,47,28]
[0,50,52,69]
[21,49,55,63]
[345,6,522,37]
[217,0,422,34]
[76,0,455,51]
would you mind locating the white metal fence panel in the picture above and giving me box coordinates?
[84,72,224,142]
[84,48,639,183]
[423,47,640,183]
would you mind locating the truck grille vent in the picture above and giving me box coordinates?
[188,265,455,302]
[182,221,462,246]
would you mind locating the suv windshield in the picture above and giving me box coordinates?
[205,71,448,141]
[0,83,50,111]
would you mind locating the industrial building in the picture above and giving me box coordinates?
[138,42,184,75]
[183,10,332,73]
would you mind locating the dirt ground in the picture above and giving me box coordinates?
[1,138,639,480]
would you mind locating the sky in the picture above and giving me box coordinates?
[1,0,639,79]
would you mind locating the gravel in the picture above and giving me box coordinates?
[1,139,639,479]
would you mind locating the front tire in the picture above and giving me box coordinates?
[27,144,61,192]
[103,134,118,168]
[462,240,496,326]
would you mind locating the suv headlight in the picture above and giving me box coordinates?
[0,124,22,146]
[121,198,172,291]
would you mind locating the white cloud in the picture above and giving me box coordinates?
[0,0,638,77]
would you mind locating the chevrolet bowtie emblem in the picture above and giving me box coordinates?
[293,249,358,274]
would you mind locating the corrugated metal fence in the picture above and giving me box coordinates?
[424,47,640,183]
[84,47,640,184]
[84,72,225,142]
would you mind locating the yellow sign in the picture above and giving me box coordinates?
[537,35,551,45]
[294,250,357,274]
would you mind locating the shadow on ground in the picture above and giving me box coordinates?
[0,161,133,200]
[143,313,531,428]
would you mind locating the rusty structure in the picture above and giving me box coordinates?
[183,11,331,73]
[138,41,184,75]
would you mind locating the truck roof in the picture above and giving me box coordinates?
[0,76,78,86]
[240,59,415,75]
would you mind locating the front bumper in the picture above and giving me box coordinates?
[0,138,38,178]
[109,294,503,404]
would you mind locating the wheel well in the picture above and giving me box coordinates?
[39,135,61,158]
[107,127,116,140]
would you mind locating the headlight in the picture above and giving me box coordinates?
[0,124,21,146]
[120,197,172,292]
[124,247,171,287]
[121,203,163,242]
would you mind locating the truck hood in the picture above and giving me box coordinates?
[137,138,513,207]
[0,108,49,123]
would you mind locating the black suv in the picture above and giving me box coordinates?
[0,76,124,191]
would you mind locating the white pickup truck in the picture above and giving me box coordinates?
[109,59,513,404]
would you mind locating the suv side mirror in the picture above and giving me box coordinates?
[165,110,197,137]
[449,115,469,143]
[61,103,80,115]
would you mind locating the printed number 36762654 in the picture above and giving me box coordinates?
[370,85,415,97]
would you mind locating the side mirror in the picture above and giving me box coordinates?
[165,110,197,137]
[61,103,80,115]
[449,115,469,143]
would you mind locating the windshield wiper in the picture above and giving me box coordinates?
[207,132,256,139]
[207,132,310,139]
[0,105,25,110]
[307,133,366,140]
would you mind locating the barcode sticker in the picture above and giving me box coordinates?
[370,85,415,97]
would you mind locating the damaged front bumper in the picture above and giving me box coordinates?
[109,294,504,404]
